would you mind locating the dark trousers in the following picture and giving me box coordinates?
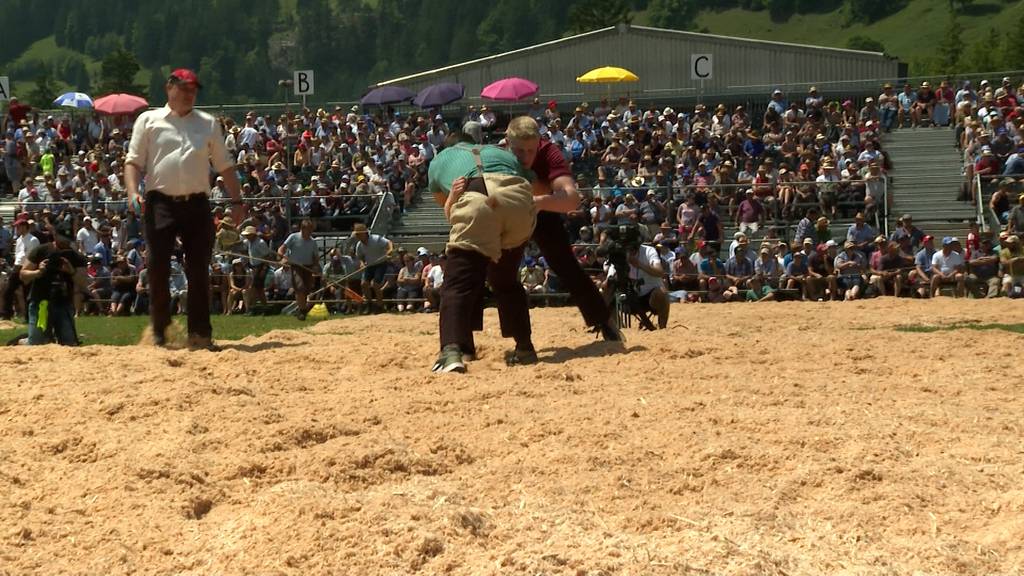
[440,246,531,354]
[1,265,24,320]
[486,243,530,345]
[533,212,609,327]
[144,191,214,339]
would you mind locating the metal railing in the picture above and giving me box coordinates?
[975,173,986,233]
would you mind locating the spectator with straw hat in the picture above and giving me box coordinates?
[242,225,272,307]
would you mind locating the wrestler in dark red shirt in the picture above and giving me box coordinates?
[506,117,620,341]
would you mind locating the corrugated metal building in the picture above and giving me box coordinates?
[375,24,904,103]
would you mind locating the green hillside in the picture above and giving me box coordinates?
[692,0,1024,74]
[1,0,1021,109]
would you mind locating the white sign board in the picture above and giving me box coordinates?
[690,54,712,80]
[0,76,10,100]
[293,70,314,96]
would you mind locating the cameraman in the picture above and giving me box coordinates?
[602,229,670,329]
[18,227,87,345]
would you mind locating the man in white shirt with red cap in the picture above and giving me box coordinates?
[125,68,246,350]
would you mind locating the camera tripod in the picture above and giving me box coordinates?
[613,287,657,332]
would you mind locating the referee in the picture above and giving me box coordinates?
[124,68,245,349]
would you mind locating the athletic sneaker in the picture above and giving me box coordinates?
[432,344,466,373]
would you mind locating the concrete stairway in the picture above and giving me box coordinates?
[0,200,18,222]
[885,128,976,239]
[388,189,451,253]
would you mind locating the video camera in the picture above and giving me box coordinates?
[596,223,656,330]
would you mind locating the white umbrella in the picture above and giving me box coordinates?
[53,92,94,109]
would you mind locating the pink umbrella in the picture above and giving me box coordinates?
[481,77,539,102]
[93,93,149,116]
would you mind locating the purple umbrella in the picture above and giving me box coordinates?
[412,82,465,108]
[481,77,539,102]
[361,85,415,106]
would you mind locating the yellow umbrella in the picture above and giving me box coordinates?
[576,66,639,83]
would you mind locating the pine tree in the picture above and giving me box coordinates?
[567,0,631,35]
[997,12,1024,72]
[28,67,58,109]
[98,46,146,96]
[936,16,965,76]
[959,29,997,74]
[647,0,699,30]
[148,68,167,104]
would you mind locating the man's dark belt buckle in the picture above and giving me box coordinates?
[465,177,488,196]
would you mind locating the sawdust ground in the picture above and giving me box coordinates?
[1,299,1022,575]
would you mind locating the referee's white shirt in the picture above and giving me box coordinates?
[125,105,233,198]
[14,233,40,266]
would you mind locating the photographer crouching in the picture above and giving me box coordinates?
[598,224,670,330]
[19,226,88,345]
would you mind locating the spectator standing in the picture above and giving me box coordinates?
[1006,194,1024,235]
[989,180,1012,224]
[242,225,272,307]
[0,216,11,262]
[124,68,245,349]
[690,203,723,244]
[846,212,876,256]
[637,190,666,238]
[352,222,393,314]
[1,215,38,320]
[277,219,321,320]
[75,216,98,254]
[735,189,765,237]
[793,207,818,244]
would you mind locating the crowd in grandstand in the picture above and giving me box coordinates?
[2,76,1024,323]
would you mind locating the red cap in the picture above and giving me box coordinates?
[922,234,934,243]
[169,68,202,88]
[13,215,29,226]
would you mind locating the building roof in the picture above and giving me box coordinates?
[375,24,888,87]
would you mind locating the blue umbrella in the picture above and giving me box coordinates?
[53,92,94,109]
[412,82,465,108]
[361,85,415,106]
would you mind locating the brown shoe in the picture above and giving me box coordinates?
[187,335,222,352]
